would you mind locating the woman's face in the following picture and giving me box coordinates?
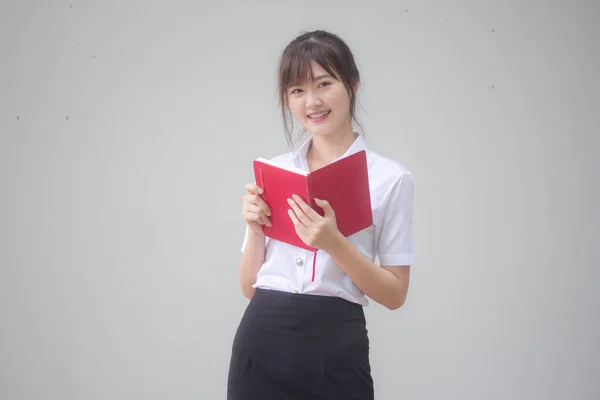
[286,61,353,139]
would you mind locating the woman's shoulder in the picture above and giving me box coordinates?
[366,149,412,185]
[365,150,414,225]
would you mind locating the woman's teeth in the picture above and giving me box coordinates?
[308,110,331,119]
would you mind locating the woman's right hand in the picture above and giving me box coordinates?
[242,183,272,234]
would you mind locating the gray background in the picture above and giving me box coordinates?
[1,1,599,399]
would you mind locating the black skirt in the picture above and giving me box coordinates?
[227,288,374,400]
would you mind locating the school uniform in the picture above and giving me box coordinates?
[227,133,414,400]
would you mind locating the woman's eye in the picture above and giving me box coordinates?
[318,81,331,88]
[290,88,302,94]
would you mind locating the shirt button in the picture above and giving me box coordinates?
[295,258,303,266]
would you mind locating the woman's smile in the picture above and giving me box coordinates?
[307,109,331,122]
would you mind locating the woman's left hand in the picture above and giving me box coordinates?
[287,194,341,251]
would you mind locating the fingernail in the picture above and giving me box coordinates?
[258,187,263,194]
[287,198,293,205]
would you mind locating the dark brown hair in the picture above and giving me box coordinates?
[277,30,362,146]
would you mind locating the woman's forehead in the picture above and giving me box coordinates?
[287,60,337,87]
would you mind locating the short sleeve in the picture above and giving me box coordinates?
[375,172,414,266]
[241,177,257,252]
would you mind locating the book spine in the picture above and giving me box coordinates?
[306,175,317,253]
[306,174,314,211]
[258,167,270,235]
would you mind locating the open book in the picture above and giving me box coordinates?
[253,150,373,251]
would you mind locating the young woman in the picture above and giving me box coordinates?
[227,30,414,400]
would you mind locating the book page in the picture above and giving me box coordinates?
[255,157,308,176]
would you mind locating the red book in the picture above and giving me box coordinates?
[253,150,373,251]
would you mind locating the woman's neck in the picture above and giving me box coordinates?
[306,129,357,165]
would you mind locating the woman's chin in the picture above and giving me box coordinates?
[306,125,335,137]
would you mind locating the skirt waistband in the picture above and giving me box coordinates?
[247,288,365,327]
[252,287,362,311]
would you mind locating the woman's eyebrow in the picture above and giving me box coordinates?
[313,74,331,80]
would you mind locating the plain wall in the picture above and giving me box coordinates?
[1,1,599,399]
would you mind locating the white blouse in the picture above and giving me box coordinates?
[241,134,414,306]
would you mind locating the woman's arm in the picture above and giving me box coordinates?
[239,183,271,300]
[325,232,410,310]
[238,230,266,300]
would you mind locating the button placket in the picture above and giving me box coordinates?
[294,253,306,293]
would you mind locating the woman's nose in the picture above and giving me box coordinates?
[306,93,322,108]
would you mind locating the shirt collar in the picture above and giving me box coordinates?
[295,133,367,171]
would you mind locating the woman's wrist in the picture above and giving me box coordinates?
[247,224,266,238]
[320,229,346,254]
